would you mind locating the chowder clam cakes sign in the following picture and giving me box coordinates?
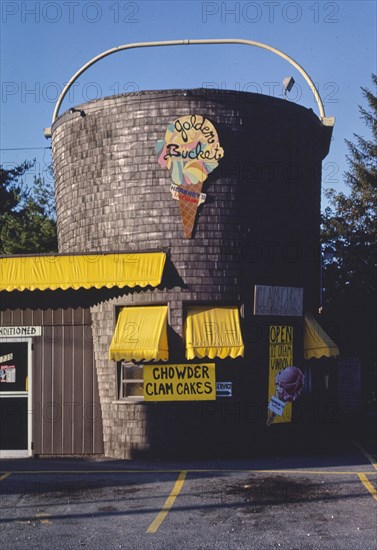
[143,363,216,401]
[156,115,224,238]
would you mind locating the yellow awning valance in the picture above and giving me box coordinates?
[185,306,244,360]
[304,313,339,360]
[0,252,166,292]
[109,305,169,362]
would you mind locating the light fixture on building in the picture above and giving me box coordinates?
[69,108,86,117]
[283,76,295,98]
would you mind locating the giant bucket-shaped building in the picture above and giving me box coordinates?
[49,87,333,458]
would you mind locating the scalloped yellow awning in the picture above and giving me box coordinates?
[185,306,244,360]
[109,305,169,362]
[0,252,166,292]
[304,313,339,360]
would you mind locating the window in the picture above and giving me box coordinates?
[119,362,144,399]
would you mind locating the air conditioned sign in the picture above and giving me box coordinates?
[0,326,42,337]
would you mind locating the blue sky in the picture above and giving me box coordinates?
[1,0,376,206]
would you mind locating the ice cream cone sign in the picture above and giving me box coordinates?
[267,366,304,426]
[156,115,224,238]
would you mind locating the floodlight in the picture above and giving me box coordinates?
[283,76,295,93]
[69,108,86,117]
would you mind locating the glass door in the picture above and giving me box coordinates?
[0,341,30,455]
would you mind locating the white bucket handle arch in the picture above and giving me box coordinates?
[45,38,335,136]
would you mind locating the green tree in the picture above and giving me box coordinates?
[0,160,58,254]
[321,74,376,404]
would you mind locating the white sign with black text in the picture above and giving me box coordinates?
[268,395,286,416]
[254,285,303,316]
[0,326,42,337]
[216,382,232,398]
[0,353,14,364]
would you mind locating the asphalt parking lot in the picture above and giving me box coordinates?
[1,440,376,550]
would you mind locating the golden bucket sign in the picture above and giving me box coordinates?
[143,363,216,401]
[156,115,224,238]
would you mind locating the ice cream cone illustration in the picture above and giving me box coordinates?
[156,115,224,238]
[267,366,304,426]
[266,410,277,427]
[177,180,204,238]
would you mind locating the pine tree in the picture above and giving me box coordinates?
[323,75,376,294]
[0,161,58,254]
[321,74,377,404]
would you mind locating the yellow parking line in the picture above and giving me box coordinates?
[147,470,187,533]
[353,441,377,471]
[357,473,377,501]
[2,469,376,476]
[35,513,51,524]
[0,472,12,481]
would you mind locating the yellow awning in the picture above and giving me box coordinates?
[185,306,244,360]
[109,305,169,362]
[304,313,339,360]
[0,252,166,292]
